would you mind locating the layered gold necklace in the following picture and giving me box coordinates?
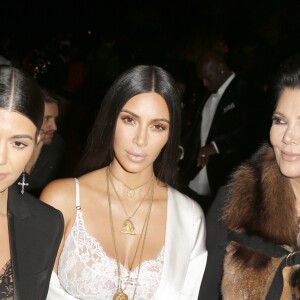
[106,168,154,300]
[108,167,154,235]
[109,169,154,198]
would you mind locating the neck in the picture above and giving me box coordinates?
[109,161,154,187]
[0,189,8,216]
[290,179,300,217]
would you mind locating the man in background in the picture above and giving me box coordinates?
[25,89,65,197]
[179,50,254,212]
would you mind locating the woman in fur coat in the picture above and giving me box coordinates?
[198,55,300,300]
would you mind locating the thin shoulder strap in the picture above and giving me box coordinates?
[74,178,81,210]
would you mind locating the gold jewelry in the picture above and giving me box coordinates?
[108,167,154,235]
[109,168,154,198]
[107,168,154,300]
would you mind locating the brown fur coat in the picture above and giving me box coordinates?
[221,144,300,299]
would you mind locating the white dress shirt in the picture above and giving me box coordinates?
[189,73,235,195]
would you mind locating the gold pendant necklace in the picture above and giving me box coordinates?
[107,168,154,300]
[108,167,154,235]
[109,168,153,198]
[113,291,128,300]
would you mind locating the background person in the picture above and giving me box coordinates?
[0,66,63,299]
[179,50,254,212]
[199,54,300,299]
[25,88,65,197]
[42,65,207,300]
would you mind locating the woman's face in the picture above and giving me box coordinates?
[0,109,36,191]
[270,88,300,179]
[113,92,170,174]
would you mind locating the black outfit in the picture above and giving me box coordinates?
[197,185,228,300]
[0,260,13,299]
[28,132,64,197]
[179,76,254,199]
[7,184,63,299]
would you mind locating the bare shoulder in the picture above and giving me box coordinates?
[40,178,76,213]
[78,168,107,193]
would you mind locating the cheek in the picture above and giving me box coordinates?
[270,126,282,146]
[14,147,34,169]
[152,134,169,155]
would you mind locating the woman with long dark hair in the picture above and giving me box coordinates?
[43,65,207,299]
[0,65,63,299]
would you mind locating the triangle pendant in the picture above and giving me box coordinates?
[120,219,137,235]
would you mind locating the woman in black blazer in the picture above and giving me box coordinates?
[0,66,63,299]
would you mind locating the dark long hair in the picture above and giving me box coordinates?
[76,65,181,187]
[272,54,300,106]
[0,66,44,130]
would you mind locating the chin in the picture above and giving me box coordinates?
[280,166,300,179]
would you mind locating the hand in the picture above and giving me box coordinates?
[197,144,217,167]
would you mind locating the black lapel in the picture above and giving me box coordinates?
[7,185,31,300]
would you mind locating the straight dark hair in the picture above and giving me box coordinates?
[272,54,300,105]
[76,65,181,188]
[0,66,44,130]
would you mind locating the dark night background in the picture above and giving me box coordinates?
[2,0,300,175]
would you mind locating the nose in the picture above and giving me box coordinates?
[49,119,57,131]
[132,125,147,147]
[282,126,300,145]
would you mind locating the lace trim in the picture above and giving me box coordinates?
[0,259,13,299]
[58,209,164,299]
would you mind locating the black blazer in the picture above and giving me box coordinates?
[7,185,64,300]
[180,76,252,195]
[198,186,228,299]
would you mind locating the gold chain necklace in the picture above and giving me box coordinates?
[108,167,154,235]
[109,168,154,198]
[107,168,154,300]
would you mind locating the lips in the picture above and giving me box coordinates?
[0,173,8,180]
[281,150,300,161]
[127,151,147,163]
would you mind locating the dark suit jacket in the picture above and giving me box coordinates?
[7,185,64,300]
[198,186,228,299]
[180,76,252,195]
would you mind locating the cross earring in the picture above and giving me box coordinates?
[18,172,29,195]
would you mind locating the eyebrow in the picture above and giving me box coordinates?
[11,135,34,140]
[121,109,170,123]
[273,111,300,119]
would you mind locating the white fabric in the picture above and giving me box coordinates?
[47,185,207,300]
[189,73,235,196]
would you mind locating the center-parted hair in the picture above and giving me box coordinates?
[0,66,44,129]
[76,65,182,187]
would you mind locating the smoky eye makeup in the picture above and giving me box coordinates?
[271,114,286,125]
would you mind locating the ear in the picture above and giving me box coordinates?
[36,130,44,144]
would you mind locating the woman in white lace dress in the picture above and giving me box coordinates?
[42,65,207,300]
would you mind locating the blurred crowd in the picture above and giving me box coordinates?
[0,31,288,191]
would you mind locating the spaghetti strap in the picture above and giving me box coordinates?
[74,178,81,210]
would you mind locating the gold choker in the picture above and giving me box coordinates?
[109,168,154,198]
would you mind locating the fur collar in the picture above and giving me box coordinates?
[223,143,298,247]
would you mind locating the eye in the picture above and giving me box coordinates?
[272,115,286,125]
[12,141,28,150]
[120,114,137,125]
[150,123,169,131]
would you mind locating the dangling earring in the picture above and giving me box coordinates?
[18,171,29,195]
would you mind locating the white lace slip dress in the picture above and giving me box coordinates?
[58,178,165,300]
